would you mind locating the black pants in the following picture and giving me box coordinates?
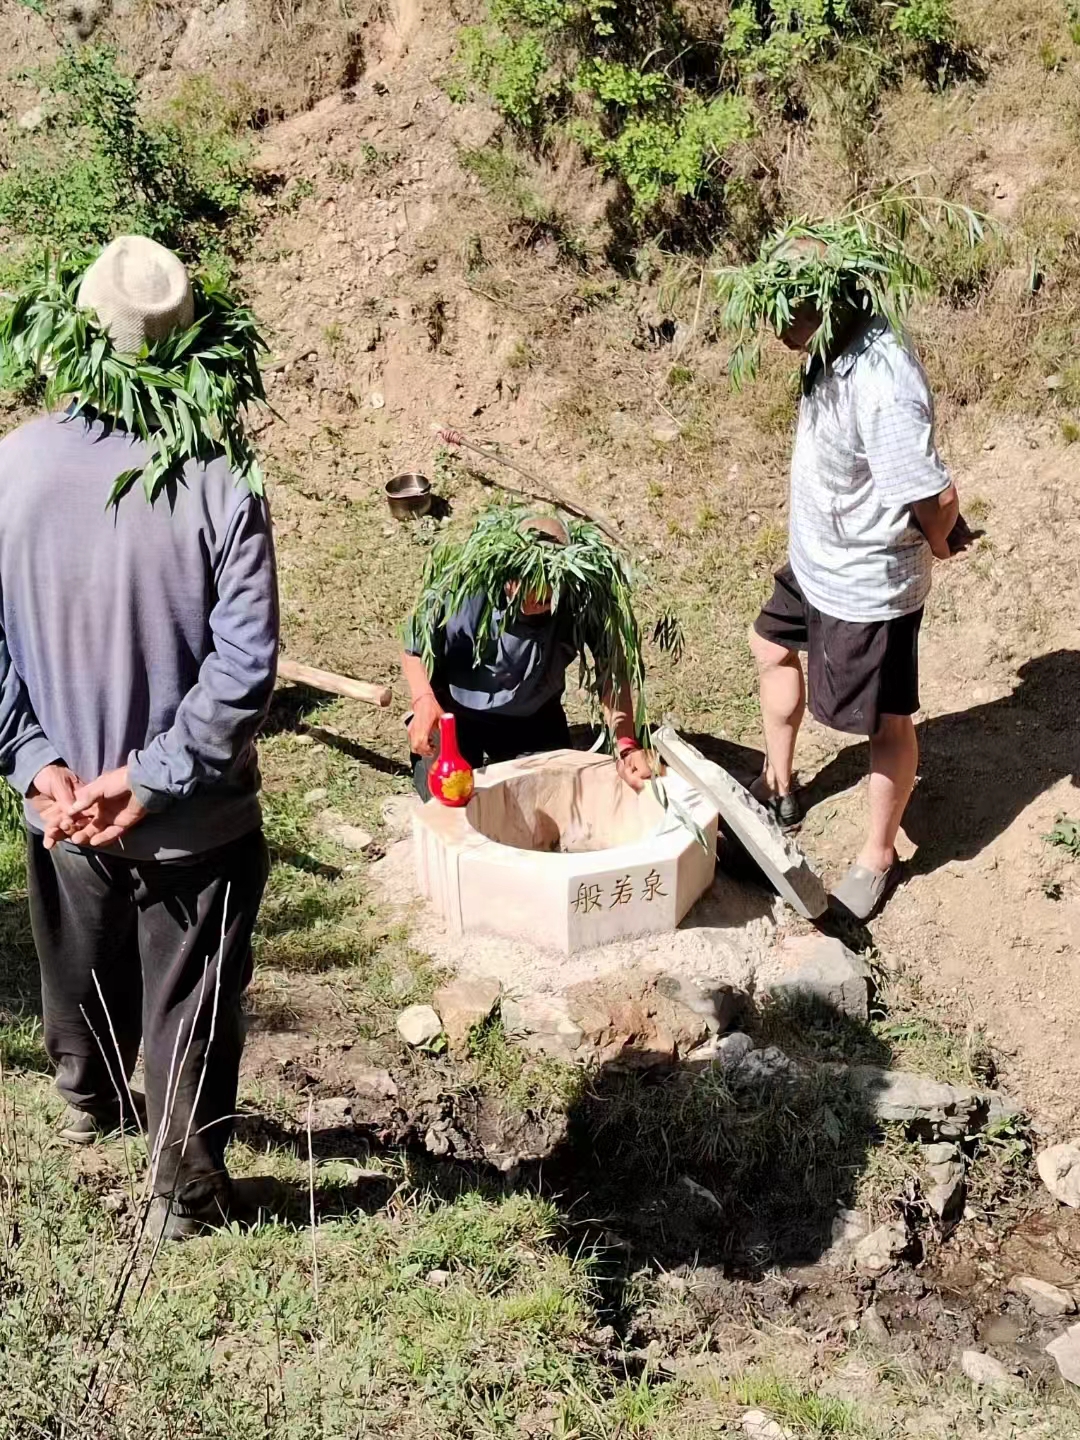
[27,828,269,1205]
[412,693,572,801]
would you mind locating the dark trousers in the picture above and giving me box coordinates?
[27,828,269,1205]
[412,693,573,800]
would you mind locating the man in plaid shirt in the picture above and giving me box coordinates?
[749,254,968,919]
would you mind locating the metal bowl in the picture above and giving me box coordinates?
[385,472,432,520]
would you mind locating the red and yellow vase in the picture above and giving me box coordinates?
[428,712,475,807]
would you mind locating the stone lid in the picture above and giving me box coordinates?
[652,727,826,919]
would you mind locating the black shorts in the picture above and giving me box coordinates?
[753,564,922,736]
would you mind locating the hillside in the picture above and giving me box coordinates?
[3,0,1080,1435]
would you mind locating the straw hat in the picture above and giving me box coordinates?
[77,235,194,353]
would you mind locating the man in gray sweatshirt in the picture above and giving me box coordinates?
[0,237,279,1238]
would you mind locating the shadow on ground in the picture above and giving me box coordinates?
[234,993,893,1279]
[804,649,1080,876]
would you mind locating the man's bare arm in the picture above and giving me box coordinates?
[911,484,960,560]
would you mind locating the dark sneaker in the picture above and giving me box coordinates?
[58,1093,146,1145]
[749,776,803,832]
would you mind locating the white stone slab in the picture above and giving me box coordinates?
[653,727,827,920]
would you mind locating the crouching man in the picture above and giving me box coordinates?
[400,511,653,795]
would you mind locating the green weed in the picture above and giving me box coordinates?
[1044,816,1080,859]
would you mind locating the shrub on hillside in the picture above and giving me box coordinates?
[0,48,254,281]
[447,0,971,234]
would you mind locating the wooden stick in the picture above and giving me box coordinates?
[436,427,622,544]
[278,658,392,708]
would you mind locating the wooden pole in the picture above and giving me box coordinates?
[278,658,392,708]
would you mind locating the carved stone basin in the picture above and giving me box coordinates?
[412,749,719,954]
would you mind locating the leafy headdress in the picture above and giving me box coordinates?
[715,197,985,387]
[408,505,669,736]
[0,249,269,505]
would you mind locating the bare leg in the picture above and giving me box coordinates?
[859,713,918,873]
[749,626,805,796]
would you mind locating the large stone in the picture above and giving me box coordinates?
[1037,1142,1080,1208]
[397,1004,443,1048]
[961,1351,1017,1388]
[854,1221,907,1275]
[1047,1323,1080,1385]
[768,935,873,1021]
[433,974,502,1055]
[741,1412,795,1440]
[849,1067,1018,1139]
[502,993,584,1062]
[654,974,746,1034]
[565,968,713,1067]
[653,727,827,919]
[1009,1276,1076,1317]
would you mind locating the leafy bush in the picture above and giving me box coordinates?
[0,48,254,278]
[890,0,957,45]
[450,0,967,227]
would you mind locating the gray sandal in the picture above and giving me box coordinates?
[831,860,902,921]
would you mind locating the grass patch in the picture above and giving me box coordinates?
[468,1013,586,1113]
[729,1374,881,1437]
[0,1014,48,1072]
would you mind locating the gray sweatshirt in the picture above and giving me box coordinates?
[0,412,279,860]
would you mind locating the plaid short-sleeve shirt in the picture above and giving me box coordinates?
[787,319,950,623]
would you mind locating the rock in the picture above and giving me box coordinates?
[922,1141,959,1165]
[304,1097,354,1129]
[860,1305,889,1344]
[1037,1142,1080,1207]
[741,1411,795,1440]
[961,1350,1017,1388]
[303,787,329,805]
[316,809,374,852]
[433,974,502,1055]
[1046,374,1064,391]
[651,423,681,444]
[426,1269,450,1288]
[739,1045,793,1082]
[849,1067,1018,1139]
[341,1065,397,1101]
[17,104,49,133]
[854,1222,907,1275]
[768,936,873,1021]
[717,1031,754,1067]
[924,1144,965,1221]
[653,728,827,919]
[1009,1276,1076,1317]
[831,1208,871,1253]
[397,1004,443,1048]
[565,968,713,1067]
[1047,1323,1080,1385]
[654,974,747,1034]
[501,993,584,1062]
